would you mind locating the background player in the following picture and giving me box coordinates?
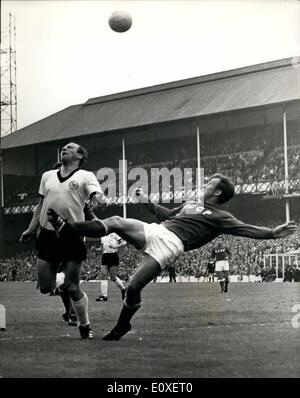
[46,174,297,341]
[95,233,127,302]
[206,257,216,282]
[211,238,231,292]
[20,142,107,339]
[168,264,177,283]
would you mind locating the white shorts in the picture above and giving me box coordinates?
[215,260,229,272]
[142,223,184,269]
[56,271,65,288]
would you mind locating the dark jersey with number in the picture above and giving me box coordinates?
[211,246,230,261]
[162,202,274,252]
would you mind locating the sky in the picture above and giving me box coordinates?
[1,0,300,131]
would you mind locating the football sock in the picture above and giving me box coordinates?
[60,288,71,315]
[219,281,225,291]
[69,306,76,317]
[83,203,97,221]
[47,208,106,239]
[69,219,107,238]
[100,280,108,297]
[224,280,229,292]
[115,302,141,330]
[47,209,66,232]
[114,277,126,290]
[56,220,81,242]
[71,292,90,326]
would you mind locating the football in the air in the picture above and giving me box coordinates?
[108,10,132,33]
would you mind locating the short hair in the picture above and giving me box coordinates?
[210,173,235,204]
[76,144,88,166]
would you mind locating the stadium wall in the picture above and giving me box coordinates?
[3,146,36,176]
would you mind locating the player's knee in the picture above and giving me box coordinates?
[126,281,142,295]
[58,283,67,291]
[64,281,79,296]
[125,285,141,305]
[106,216,123,230]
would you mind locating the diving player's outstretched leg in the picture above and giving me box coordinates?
[47,208,106,238]
[103,254,161,341]
[47,209,146,249]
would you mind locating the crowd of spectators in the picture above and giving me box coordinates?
[0,250,36,282]
[1,221,299,283]
[100,140,300,202]
[96,132,300,198]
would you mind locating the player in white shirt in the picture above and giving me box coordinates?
[20,142,107,339]
[95,233,127,302]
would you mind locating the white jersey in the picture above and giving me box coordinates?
[101,233,126,254]
[39,168,102,231]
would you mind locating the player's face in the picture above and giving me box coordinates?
[61,143,81,164]
[203,177,221,201]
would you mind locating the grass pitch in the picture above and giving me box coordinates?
[0,282,299,378]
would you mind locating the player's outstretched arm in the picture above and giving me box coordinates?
[272,221,297,238]
[134,188,184,222]
[220,212,297,240]
[143,202,179,222]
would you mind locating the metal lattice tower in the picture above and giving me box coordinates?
[1,12,17,137]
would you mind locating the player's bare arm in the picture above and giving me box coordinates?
[222,216,297,239]
[19,198,43,243]
[272,221,297,238]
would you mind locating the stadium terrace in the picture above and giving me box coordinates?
[96,161,205,203]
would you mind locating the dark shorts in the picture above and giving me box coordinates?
[102,253,119,267]
[36,228,87,264]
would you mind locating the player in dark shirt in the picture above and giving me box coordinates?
[46,173,296,341]
[211,238,231,292]
[206,258,216,282]
[168,264,177,283]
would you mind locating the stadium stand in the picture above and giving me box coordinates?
[1,58,300,273]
